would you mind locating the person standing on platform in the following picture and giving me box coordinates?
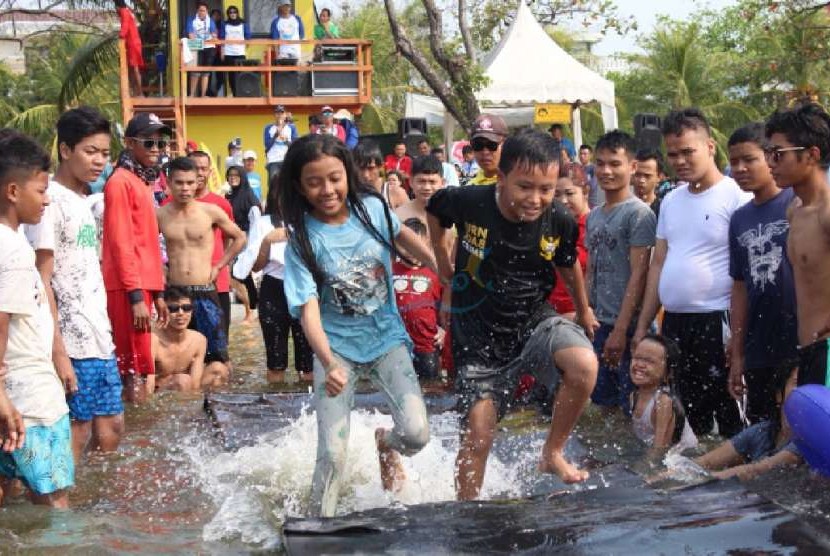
[220,5,251,97]
[270,0,304,60]
[186,1,217,97]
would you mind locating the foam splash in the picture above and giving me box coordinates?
[186,408,543,548]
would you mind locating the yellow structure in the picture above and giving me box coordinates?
[119,0,372,188]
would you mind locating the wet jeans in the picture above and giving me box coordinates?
[309,344,429,517]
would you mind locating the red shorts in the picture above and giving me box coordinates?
[107,290,155,376]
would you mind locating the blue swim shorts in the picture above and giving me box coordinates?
[67,357,124,422]
[0,414,75,495]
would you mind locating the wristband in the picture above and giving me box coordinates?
[128,289,144,304]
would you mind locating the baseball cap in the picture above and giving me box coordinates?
[243,150,257,160]
[186,139,198,151]
[274,104,286,112]
[471,114,508,142]
[228,138,241,149]
[125,112,172,138]
[278,0,291,6]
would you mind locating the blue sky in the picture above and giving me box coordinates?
[592,0,737,55]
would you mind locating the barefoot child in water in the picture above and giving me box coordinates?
[280,134,438,518]
[426,129,599,501]
[630,334,697,455]
[151,287,205,391]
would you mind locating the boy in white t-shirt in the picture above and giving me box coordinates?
[269,0,304,60]
[25,107,124,463]
[634,108,752,439]
[0,131,73,508]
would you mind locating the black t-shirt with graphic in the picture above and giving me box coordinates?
[426,185,578,370]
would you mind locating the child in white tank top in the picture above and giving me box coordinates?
[630,334,698,454]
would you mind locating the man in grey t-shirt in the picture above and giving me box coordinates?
[587,131,656,412]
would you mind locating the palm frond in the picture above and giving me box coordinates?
[4,103,60,144]
[58,32,119,111]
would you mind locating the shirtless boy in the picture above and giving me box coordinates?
[156,157,245,386]
[765,104,830,387]
[152,287,205,391]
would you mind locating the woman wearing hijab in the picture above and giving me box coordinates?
[226,165,261,323]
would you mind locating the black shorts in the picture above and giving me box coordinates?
[797,338,830,387]
[196,48,216,74]
[412,350,440,381]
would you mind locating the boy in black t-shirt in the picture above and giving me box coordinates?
[427,129,599,501]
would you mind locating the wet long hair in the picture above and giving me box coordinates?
[277,134,401,292]
[637,334,688,444]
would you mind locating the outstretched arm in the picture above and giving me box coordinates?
[396,226,438,276]
[427,213,453,283]
[634,238,667,346]
[300,298,346,397]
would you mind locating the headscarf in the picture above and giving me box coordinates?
[225,165,260,233]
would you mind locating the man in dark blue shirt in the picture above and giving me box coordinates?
[727,123,798,423]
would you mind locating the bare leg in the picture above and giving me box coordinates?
[70,420,92,464]
[199,74,209,97]
[231,278,254,324]
[455,398,498,501]
[91,414,124,453]
[375,428,406,492]
[29,488,69,509]
[130,66,143,97]
[189,74,199,97]
[538,346,597,483]
[266,369,286,384]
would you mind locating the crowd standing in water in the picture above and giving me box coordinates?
[0,101,829,518]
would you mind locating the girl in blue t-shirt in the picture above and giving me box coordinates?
[280,134,438,517]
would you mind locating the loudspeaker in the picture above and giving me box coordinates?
[272,71,301,96]
[633,113,663,152]
[398,118,428,137]
[234,72,261,97]
[634,113,661,135]
[311,70,359,96]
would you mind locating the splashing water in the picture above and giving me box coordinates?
[185,407,549,550]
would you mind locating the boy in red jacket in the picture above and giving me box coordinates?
[102,113,170,402]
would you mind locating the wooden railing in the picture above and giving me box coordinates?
[176,38,373,108]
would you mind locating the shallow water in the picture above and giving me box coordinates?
[1,309,829,554]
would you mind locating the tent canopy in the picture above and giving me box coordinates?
[476,0,616,109]
[405,1,618,147]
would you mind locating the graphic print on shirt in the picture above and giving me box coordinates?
[327,249,388,317]
[393,272,434,310]
[737,219,789,292]
[539,235,560,261]
[460,222,489,286]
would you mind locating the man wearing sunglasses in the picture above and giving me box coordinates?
[765,104,830,388]
[102,112,170,403]
[151,287,205,392]
[468,114,508,186]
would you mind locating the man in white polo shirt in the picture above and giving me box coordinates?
[634,108,752,438]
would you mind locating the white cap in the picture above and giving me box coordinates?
[243,150,257,160]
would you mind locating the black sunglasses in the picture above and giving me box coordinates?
[131,137,168,150]
[471,137,500,152]
[168,303,194,313]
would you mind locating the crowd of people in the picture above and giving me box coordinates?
[0,100,828,519]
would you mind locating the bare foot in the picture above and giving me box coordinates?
[375,428,406,492]
[539,452,590,484]
[241,313,256,325]
[266,370,285,384]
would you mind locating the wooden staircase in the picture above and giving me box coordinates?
[119,40,186,152]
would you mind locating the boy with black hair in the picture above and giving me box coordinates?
[431,146,461,187]
[151,287,206,391]
[393,218,444,381]
[427,128,599,500]
[157,157,245,388]
[765,103,830,387]
[634,108,751,437]
[384,140,413,189]
[634,148,670,216]
[396,154,445,228]
[354,141,408,208]
[0,131,74,508]
[578,143,602,207]
[587,130,656,413]
[25,107,124,460]
[460,144,479,186]
[103,112,170,403]
[726,122,797,423]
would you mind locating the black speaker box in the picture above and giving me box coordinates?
[634,113,661,135]
[636,127,663,153]
[398,117,428,137]
[272,71,301,96]
[403,133,427,157]
[235,72,261,97]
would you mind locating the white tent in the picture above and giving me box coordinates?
[405,1,618,147]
